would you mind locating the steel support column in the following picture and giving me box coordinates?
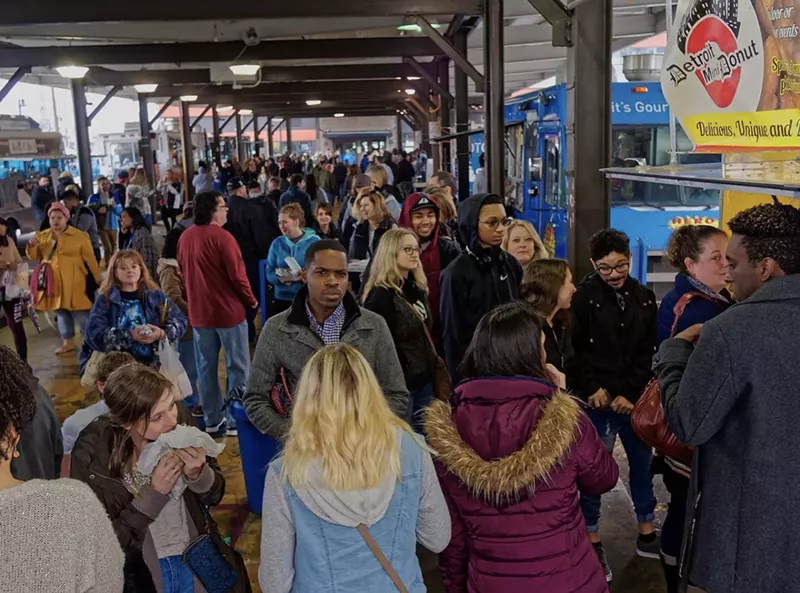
[484,0,505,197]
[415,16,484,92]
[138,95,155,209]
[267,118,274,157]
[566,0,612,278]
[0,67,30,104]
[252,115,260,157]
[180,100,195,200]
[438,58,452,172]
[396,115,403,151]
[235,113,245,162]
[190,105,212,130]
[211,107,222,169]
[286,118,293,154]
[70,80,94,196]
[454,32,470,202]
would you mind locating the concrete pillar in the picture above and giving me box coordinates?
[70,80,93,197]
[566,0,612,278]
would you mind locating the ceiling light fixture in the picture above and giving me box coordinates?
[134,84,158,94]
[56,66,89,79]
[218,105,233,111]
[397,23,441,32]
[306,99,322,106]
[229,64,261,76]
[180,95,198,102]
[334,113,345,118]
[404,88,416,95]
[238,109,253,115]
[407,76,421,80]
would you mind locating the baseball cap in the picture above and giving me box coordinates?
[354,174,372,189]
[117,170,129,181]
[409,193,439,214]
[227,177,245,191]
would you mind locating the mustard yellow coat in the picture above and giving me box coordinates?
[26,226,101,312]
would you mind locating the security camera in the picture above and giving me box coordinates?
[242,28,260,46]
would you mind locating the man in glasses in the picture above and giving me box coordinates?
[439,193,522,380]
[564,228,659,582]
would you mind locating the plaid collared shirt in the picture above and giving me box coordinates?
[305,299,346,345]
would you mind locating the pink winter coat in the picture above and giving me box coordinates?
[424,376,618,593]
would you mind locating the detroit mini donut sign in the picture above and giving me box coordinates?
[661,0,800,150]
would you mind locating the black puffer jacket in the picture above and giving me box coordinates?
[565,272,657,403]
[345,215,396,260]
[439,193,523,379]
[363,275,436,391]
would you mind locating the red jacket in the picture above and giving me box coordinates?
[424,377,618,593]
[178,223,257,329]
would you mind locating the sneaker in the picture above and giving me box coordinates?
[593,542,613,582]
[636,531,662,560]
[226,421,238,437]
[205,420,227,439]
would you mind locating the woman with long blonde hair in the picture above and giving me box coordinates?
[126,166,154,224]
[362,229,439,432]
[502,219,549,265]
[365,164,400,219]
[81,249,186,375]
[259,343,450,593]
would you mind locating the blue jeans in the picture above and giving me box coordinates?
[55,309,89,339]
[193,321,250,429]
[158,556,194,593]
[580,409,656,531]
[177,339,199,410]
[410,383,435,435]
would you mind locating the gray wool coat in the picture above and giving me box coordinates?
[244,287,410,440]
[654,274,800,593]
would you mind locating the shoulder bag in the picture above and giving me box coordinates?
[631,291,712,467]
[271,366,294,415]
[403,300,452,402]
[29,238,57,305]
[356,524,408,593]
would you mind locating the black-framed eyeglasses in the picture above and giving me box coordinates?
[596,262,630,275]
[478,217,513,229]
[401,246,420,255]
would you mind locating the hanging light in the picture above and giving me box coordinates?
[229,64,261,76]
[56,66,89,79]
[218,105,233,111]
[180,95,198,102]
[334,113,345,118]
[134,84,158,93]
[404,88,416,95]
[306,99,322,106]
[407,76,421,81]
[239,109,253,115]
[396,23,441,32]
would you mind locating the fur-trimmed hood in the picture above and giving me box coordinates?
[424,377,581,504]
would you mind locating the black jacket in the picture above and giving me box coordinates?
[345,215,395,261]
[224,195,262,264]
[312,220,343,242]
[543,317,573,372]
[565,272,657,403]
[279,187,314,227]
[439,193,523,379]
[363,276,436,390]
[397,159,415,184]
[250,194,281,260]
[266,189,282,208]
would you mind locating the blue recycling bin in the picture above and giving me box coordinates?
[230,400,282,515]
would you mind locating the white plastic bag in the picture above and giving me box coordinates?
[158,340,193,399]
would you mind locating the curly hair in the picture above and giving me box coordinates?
[0,345,35,460]
[666,224,728,273]
[589,228,630,260]
[728,201,800,274]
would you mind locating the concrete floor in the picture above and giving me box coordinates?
[3,314,667,593]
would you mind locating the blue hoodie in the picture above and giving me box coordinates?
[265,228,320,302]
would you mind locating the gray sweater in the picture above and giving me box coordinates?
[0,479,124,592]
[245,289,410,439]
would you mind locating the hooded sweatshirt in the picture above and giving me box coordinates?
[265,228,320,302]
[439,194,523,379]
[258,428,451,593]
[397,193,460,336]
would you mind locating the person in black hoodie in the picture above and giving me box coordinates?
[439,193,522,380]
[265,176,283,207]
[564,228,659,582]
[362,228,438,433]
[224,178,263,342]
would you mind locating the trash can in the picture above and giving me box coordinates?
[230,400,282,515]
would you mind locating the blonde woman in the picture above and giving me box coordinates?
[363,229,439,432]
[259,343,450,593]
[126,167,154,225]
[366,164,400,219]
[502,219,549,265]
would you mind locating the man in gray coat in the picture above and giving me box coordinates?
[654,201,800,593]
[245,239,409,439]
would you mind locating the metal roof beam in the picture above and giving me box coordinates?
[190,105,213,130]
[149,97,176,126]
[526,0,573,46]
[415,15,484,92]
[0,38,444,68]
[87,85,121,124]
[86,69,210,87]
[403,56,454,102]
[3,1,483,25]
[150,80,423,98]
[0,67,30,104]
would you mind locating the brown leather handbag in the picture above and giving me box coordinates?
[631,291,711,467]
[404,300,452,402]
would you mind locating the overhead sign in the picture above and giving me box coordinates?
[661,0,800,150]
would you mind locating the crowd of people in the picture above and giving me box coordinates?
[2,148,800,593]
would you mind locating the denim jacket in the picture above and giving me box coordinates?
[80,287,187,373]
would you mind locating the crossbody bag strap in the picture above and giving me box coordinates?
[402,298,436,354]
[356,524,408,593]
[44,238,58,263]
[668,291,713,338]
